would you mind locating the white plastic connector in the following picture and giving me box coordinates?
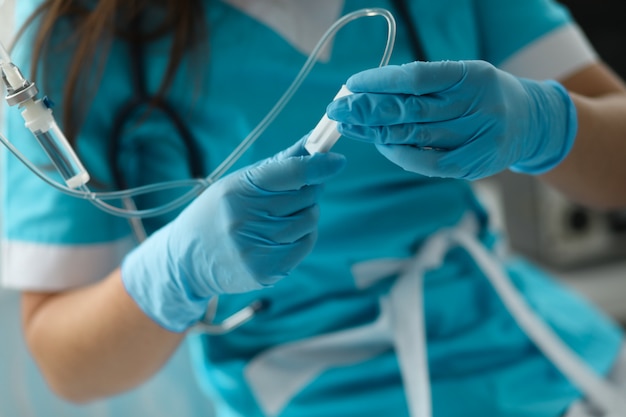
[304,84,352,154]
[1,62,26,91]
[21,99,55,133]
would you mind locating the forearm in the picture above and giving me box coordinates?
[541,91,626,210]
[538,62,626,210]
[22,269,186,403]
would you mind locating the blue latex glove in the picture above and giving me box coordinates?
[121,139,346,332]
[327,60,577,180]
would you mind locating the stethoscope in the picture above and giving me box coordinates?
[105,0,423,335]
[108,24,266,335]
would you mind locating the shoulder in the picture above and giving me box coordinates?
[472,0,598,80]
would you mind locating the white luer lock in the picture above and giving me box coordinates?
[304,84,352,154]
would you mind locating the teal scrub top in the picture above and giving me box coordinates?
[2,1,623,416]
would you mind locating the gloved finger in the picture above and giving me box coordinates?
[272,136,310,159]
[327,91,470,125]
[345,61,467,96]
[377,143,495,180]
[376,144,451,178]
[246,152,346,192]
[436,138,504,180]
[239,183,322,217]
[377,145,478,178]
[337,117,485,149]
[249,232,318,285]
[245,136,310,174]
[241,205,320,244]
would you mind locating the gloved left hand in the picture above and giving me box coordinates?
[121,139,346,332]
[326,60,578,180]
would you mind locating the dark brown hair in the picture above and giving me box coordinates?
[17,0,206,146]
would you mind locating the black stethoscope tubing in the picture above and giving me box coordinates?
[108,28,204,195]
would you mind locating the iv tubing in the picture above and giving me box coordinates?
[1,8,396,219]
[206,8,396,182]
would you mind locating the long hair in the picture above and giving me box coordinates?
[16,0,206,147]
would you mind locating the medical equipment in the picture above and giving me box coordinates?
[0,8,396,220]
[192,298,267,335]
[304,85,352,154]
[1,42,90,188]
[1,8,396,336]
[6,6,624,414]
[304,0,434,157]
[106,15,207,241]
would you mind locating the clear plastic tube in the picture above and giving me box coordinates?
[33,123,90,188]
[206,7,396,182]
[1,8,396,218]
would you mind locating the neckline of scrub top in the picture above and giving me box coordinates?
[220,0,345,59]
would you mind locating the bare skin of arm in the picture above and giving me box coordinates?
[541,62,626,210]
[21,270,185,403]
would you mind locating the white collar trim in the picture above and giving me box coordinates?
[221,0,345,58]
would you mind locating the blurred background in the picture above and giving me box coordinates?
[1,0,626,416]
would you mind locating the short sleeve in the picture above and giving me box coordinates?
[1,107,136,291]
[475,0,598,80]
[0,121,139,292]
[1,2,209,291]
[1,8,135,291]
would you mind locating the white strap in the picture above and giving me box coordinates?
[388,233,450,417]
[450,229,626,416]
[244,300,393,416]
[244,213,623,417]
[244,215,473,417]
[387,215,478,417]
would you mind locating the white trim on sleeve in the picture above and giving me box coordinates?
[500,24,598,81]
[1,237,136,291]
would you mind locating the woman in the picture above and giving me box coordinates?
[2,0,626,416]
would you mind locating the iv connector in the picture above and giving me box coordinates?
[2,62,38,106]
[1,62,29,93]
[305,85,352,154]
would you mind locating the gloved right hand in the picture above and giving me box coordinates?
[326,60,577,180]
[121,139,347,332]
